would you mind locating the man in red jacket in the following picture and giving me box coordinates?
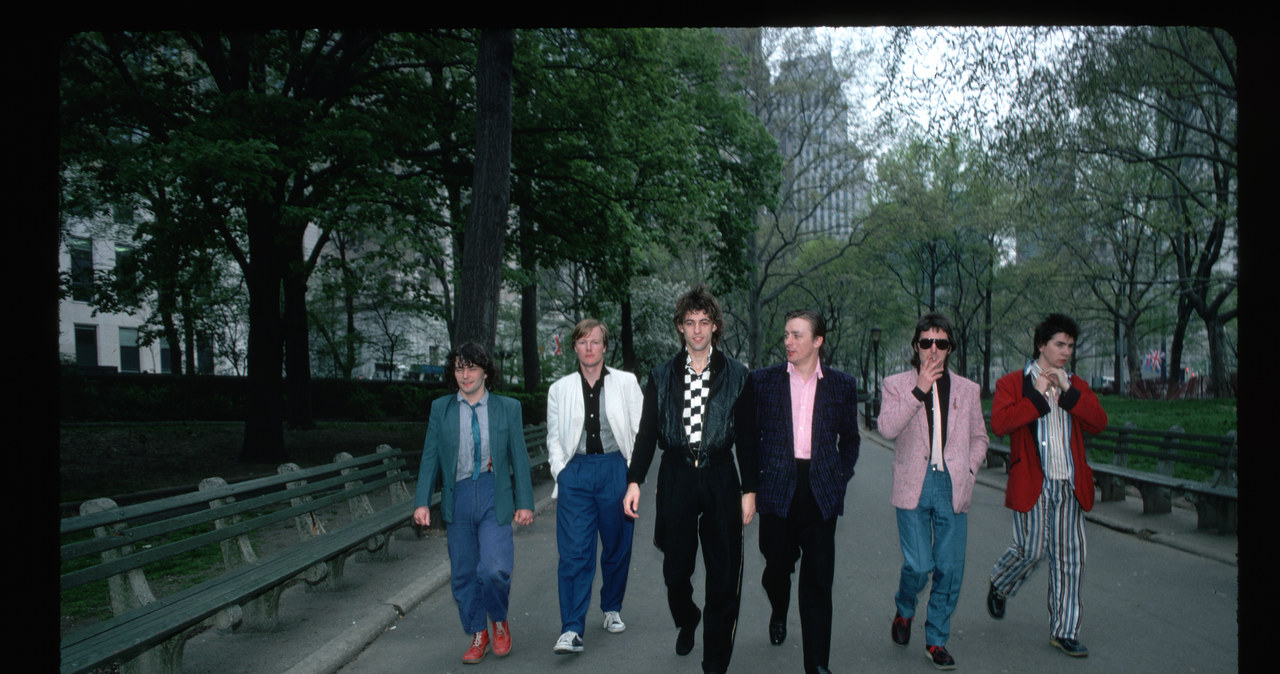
[985,314,1107,659]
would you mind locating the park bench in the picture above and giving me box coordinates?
[984,423,1237,534]
[1087,424,1237,534]
[60,422,550,674]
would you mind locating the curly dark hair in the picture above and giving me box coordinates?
[673,284,725,347]
[444,342,498,393]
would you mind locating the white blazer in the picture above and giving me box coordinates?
[546,367,644,498]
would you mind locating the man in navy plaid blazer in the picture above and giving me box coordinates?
[740,310,860,674]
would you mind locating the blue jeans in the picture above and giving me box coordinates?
[895,467,967,647]
[448,472,514,634]
[556,451,634,634]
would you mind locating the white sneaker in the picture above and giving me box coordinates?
[554,631,583,654]
[603,611,626,633]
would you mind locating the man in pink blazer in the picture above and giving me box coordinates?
[877,313,989,671]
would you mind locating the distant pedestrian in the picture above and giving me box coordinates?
[877,312,989,670]
[546,319,644,655]
[985,313,1108,658]
[412,342,535,664]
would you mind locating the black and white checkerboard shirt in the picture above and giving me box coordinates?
[683,346,712,451]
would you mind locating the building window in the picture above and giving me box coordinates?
[160,341,172,374]
[114,244,140,296]
[112,203,135,225]
[70,237,93,302]
[75,324,98,367]
[197,334,215,374]
[120,327,141,373]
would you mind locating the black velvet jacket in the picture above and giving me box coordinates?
[626,347,756,494]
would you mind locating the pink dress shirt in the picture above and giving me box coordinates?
[787,360,823,460]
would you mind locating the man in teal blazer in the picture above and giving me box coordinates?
[413,342,535,664]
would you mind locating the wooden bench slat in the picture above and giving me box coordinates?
[61,458,407,563]
[60,503,413,674]
[61,450,413,536]
[61,431,549,674]
[62,469,410,591]
[62,458,406,564]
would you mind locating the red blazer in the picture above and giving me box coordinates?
[991,369,1108,513]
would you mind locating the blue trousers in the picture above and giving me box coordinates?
[895,467,967,647]
[447,472,514,634]
[556,451,634,634]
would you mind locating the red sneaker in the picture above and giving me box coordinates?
[462,630,490,664]
[492,620,512,656]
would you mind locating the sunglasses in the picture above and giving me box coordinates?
[916,338,951,351]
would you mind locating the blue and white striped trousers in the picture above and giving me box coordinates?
[989,479,1087,640]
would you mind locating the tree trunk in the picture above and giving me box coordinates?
[519,214,540,393]
[981,283,993,396]
[239,199,287,463]
[455,29,514,354]
[284,230,315,430]
[158,294,182,376]
[621,294,637,374]
[1168,292,1191,386]
[1112,316,1123,394]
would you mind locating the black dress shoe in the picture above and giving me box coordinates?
[676,624,695,656]
[986,582,1006,620]
[1050,636,1089,657]
[676,608,700,656]
[891,611,912,646]
[769,620,786,645]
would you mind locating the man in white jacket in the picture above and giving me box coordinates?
[547,318,644,655]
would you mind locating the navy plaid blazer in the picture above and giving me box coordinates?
[742,363,860,520]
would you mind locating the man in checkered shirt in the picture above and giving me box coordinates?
[623,285,755,674]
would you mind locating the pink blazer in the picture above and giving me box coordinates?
[877,369,990,513]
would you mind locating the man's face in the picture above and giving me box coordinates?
[677,310,717,354]
[1038,332,1075,369]
[784,316,823,368]
[913,327,952,368]
[574,326,606,370]
[454,360,487,399]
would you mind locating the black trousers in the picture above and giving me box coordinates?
[759,459,838,674]
[656,452,744,673]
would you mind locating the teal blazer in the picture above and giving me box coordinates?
[413,392,535,525]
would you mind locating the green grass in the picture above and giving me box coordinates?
[60,525,265,631]
[980,395,1237,484]
[981,395,1237,437]
[1093,395,1237,436]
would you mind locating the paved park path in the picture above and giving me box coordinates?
[177,422,1239,674]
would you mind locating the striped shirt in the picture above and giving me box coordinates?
[1026,360,1073,481]
[455,391,491,482]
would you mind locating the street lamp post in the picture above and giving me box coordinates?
[868,326,881,430]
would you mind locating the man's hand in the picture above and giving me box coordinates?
[623,482,641,519]
[513,508,534,526]
[1044,367,1072,391]
[741,492,756,525]
[1036,368,1071,397]
[413,505,431,528]
[916,350,946,393]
